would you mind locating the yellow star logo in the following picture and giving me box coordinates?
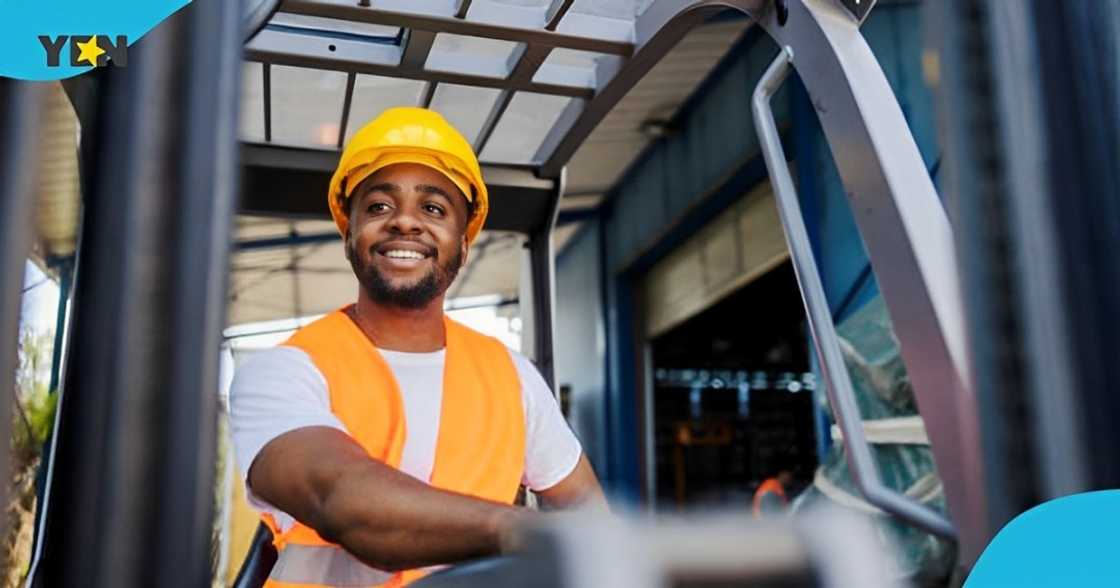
[75,36,105,67]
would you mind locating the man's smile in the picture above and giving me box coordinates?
[374,240,436,270]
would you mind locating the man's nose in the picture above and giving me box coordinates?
[387,204,423,234]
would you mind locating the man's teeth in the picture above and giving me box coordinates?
[385,250,426,260]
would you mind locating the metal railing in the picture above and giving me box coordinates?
[751,46,956,539]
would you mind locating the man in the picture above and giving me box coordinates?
[230,107,605,587]
[752,468,794,517]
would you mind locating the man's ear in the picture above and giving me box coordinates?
[459,236,469,269]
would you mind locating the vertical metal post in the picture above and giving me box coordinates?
[46,257,73,394]
[30,257,75,558]
[641,341,657,508]
[935,0,1120,528]
[1016,0,1120,492]
[32,0,242,585]
[0,79,46,547]
[527,170,565,391]
[156,0,243,580]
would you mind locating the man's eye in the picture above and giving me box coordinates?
[367,202,388,213]
[424,204,445,216]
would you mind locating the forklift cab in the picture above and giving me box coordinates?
[7,0,1119,586]
[226,0,968,583]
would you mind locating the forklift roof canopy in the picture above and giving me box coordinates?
[230,0,752,325]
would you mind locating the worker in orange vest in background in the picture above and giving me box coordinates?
[230,108,606,587]
[752,468,794,518]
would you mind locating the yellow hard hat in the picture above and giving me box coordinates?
[328,107,488,245]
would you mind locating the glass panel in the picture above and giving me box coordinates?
[270,65,347,147]
[371,0,457,18]
[429,84,503,144]
[555,14,634,43]
[480,92,572,164]
[465,0,550,29]
[267,13,401,40]
[425,34,521,79]
[469,0,549,8]
[533,48,609,88]
[240,62,265,142]
[344,75,427,142]
[569,0,641,19]
[555,0,643,42]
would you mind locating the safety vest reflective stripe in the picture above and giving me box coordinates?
[269,544,393,587]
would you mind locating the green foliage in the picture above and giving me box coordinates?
[12,328,57,463]
[11,384,56,464]
[5,326,57,588]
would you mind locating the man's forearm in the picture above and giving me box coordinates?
[250,428,532,572]
[309,458,528,571]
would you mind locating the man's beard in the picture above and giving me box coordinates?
[347,238,462,309]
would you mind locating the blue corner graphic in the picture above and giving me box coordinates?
[966,490,1120,587]
[0,1,192,81]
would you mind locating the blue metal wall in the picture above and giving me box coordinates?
[554,3,939,500]
[793,3,941,323]
[605,29,787,272]
[553,218,609,475]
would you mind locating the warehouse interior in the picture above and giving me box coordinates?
[648,261,817,510]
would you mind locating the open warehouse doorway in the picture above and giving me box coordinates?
[638,185,819,511]
[649,262,818,510]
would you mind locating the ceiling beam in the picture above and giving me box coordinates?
[544,0,575,30]
[279,0,633,55]
[454,0,473,19]
[420,82,438,108]
[336,72,355,148]
[474,43,554,154]
[399,28,437,70]
[243,142,555,186]
[240,143,558,234]
[399,27,438,108]
[263,63,273,142]
[235,231,338,252]
[246,28,593,99]
[472,90,514,155]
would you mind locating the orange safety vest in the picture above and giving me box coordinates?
[260,307,526,588]
[751,478,788,518]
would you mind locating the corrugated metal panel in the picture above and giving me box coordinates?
[605,31,790,272]
[565,20,751,197]
[553,219,609,472]
[663,135,690,214]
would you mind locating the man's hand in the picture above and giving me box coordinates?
[249,426,530,571]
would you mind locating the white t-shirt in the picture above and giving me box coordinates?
[230,345,582,532]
